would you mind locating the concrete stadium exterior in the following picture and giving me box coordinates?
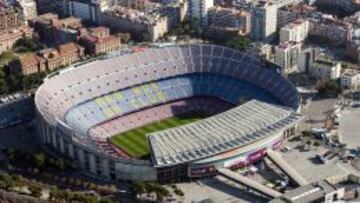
[35,44,302,182]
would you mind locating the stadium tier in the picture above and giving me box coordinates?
[35,44,302,181]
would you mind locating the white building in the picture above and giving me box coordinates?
[187,0,214,25]
[280,19,309,43]
[309,59,342,80]
[340,69,360,89]
[250,1,277,42]
[275,41,301,73]
[17,0,37,24]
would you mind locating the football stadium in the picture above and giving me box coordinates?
[35,44,303,182]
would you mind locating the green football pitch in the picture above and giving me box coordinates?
[110,112,208,159]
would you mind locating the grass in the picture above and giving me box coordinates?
[110,111,208,159]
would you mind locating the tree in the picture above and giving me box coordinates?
[118,33,131,43]
[49,186,60,200]
[174,188,184,196]
[224,36,252,51]
[0,51,17,66]
[316,79,342,97]
[62,189,74,201]
[28,184,42,198]
[12,37,39,52]
[0,172,16,190]
[131,181,146,196]
[32,153,46,168]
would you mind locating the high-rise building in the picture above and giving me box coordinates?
[275,41,301,73]
[187,0,214,25]
[250,1,277,42]
[279,19,309,43]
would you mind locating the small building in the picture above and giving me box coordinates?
[275,41,301,73]
[9,54,45,75]
[279,18,309,43]
[0,26,33,54]
[29,13,83,46]
[270,180,345,203]
[79,27,121,55]
[10,42,84,75]
[309,59,342,80]
[208,6,251,35]
[100,6,169,42]
[309,17,353,46]
[340,69,360,89]
[0,5,25,31]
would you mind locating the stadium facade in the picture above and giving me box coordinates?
[35,44,303,182]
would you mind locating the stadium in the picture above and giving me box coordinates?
[35,44,303,182]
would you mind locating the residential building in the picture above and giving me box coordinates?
[277,3,316,29]
[117,0,148,10]
[309,58,342,80]
[160,2,187,30]
[187,0,214,25]
[345,40,360,63]
[208,6,250,35]
[79,26,121,55]
[9,54,46,75]
[100,6,168,42]
[17,0,37,24]
[279,19,309,43]
[9,42,84,75]
[69,0,110,23]
[275,41,301,73]
[29,13,83,45]
[0,26,33,53]
[341,69,360,89]
[246,42,273,61]
[36,0,69,17]
[316,0,360,14]
[0,5,24,31]
[309,17,353,46]
[250,1,277,42]
[297,48,316,73]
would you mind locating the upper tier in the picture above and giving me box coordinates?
[35,44,300,136]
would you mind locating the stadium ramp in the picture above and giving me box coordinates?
[267,149,308,186]
[217,168,283,198]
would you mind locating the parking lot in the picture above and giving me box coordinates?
[176,176,268,203]
[301,98,338,129]
[338,106,360,150]
[281,138,360,183]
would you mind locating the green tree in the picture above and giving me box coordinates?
[224,36,252,50]
[49,186,60,200]
[174,188,184,196]
[28,184,42,198]
[13,37,39,52]
[32,153,46,168]
[0,51,17,65]
[131,181,146,196]
[316,79,342,97]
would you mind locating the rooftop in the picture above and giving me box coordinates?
[104,6,166,25]
[148,100,303,167]
[271,180,336,203]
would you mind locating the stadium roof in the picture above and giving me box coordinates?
[148,100,304,167]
